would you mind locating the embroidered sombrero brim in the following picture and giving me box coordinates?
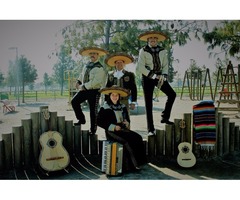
[99,85,130,97]
[138,31,168,42]
[79,47,108,56]
[105,53,134,67]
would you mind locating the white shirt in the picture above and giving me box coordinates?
[113,70,124,79]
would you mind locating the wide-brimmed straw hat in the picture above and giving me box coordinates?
[99,85,130,97]
[79,47,108,56]
[138,30,168,42]
[105,53,134,67]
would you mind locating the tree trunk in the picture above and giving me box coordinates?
[104,20,111,50]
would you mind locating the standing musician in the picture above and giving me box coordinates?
[105,52,137,112]
[71,47,108,135]
[136,30,176,136]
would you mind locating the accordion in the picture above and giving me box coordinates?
[101,141,123,176]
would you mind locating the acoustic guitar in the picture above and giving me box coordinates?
[39,108,70,172]
[177,119,196,168]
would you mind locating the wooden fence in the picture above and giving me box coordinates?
[0,106,240,172]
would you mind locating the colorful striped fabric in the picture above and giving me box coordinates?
[193,100,216,147]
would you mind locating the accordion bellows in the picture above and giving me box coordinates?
[193,100,216,147]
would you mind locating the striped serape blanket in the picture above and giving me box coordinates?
[193,100,216,148]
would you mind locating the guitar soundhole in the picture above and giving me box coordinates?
[181,145,189,154]
[47,139,57,148]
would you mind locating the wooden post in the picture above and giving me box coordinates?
[223,117,230,155]
[74,125,82,157]
[165,124,173,156]
[234,126,240,151]
[147,135,155,157]
[156,129,164,156]
[215,108,218,156]
[174,119,181,156]
[21,119,32,168]
[82,130,90,155]
[90,134,98,155]
[30,112,40,166]
[217,112,223,156]
[50,111,58,131]
[12,126,23,169]
[183,113,192,143]
[229,122,235,154]
[0,139,4,170]
[65,120,74,157]
[40,106,49,133]
[57,116,66,145]
[2,133,13,170]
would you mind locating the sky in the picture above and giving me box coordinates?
[0,20,74,83]
[1,20,239,85]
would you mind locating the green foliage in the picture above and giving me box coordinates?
[55,20,207,84]
[7,60,18,87]
[18,55,38,84]
[0,70,4,86]
[202,20,240,59]
[43,72,52,92]
[52,45,78,95]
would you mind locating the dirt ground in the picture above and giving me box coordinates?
[1,96,240,182]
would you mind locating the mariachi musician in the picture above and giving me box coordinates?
[105,52,137,112]
[97,85,147,172]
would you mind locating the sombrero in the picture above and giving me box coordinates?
[138,31,168,42]
[105,53,134,67]
[79,47,108,56]
[99,85,130,97]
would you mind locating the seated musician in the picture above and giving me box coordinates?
[97,85,147,172]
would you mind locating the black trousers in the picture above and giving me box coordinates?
[142,75,176,132]
[71,89,100,133]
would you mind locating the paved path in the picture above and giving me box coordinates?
[1,96,240,139]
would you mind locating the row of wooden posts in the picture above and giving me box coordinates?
[0,106,240,171]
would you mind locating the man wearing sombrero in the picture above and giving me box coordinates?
[105,52,137,111]
[136,30,176,136]
[71,46,108,135]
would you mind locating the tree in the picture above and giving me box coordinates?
[212,58,229,87]
[56,20,207,85]
[0,70,4,87]
[6,60,19,96]
[18,55,38,103]
[43,73,52,94]
[52,45,77,95]
[202,20,240,60]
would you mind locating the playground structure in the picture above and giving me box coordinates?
[180,68,213,101]
[180,63,240,113]
[215,61,240,111]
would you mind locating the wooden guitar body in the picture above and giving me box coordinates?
[177,142,196,168]
[39,131,70,172]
